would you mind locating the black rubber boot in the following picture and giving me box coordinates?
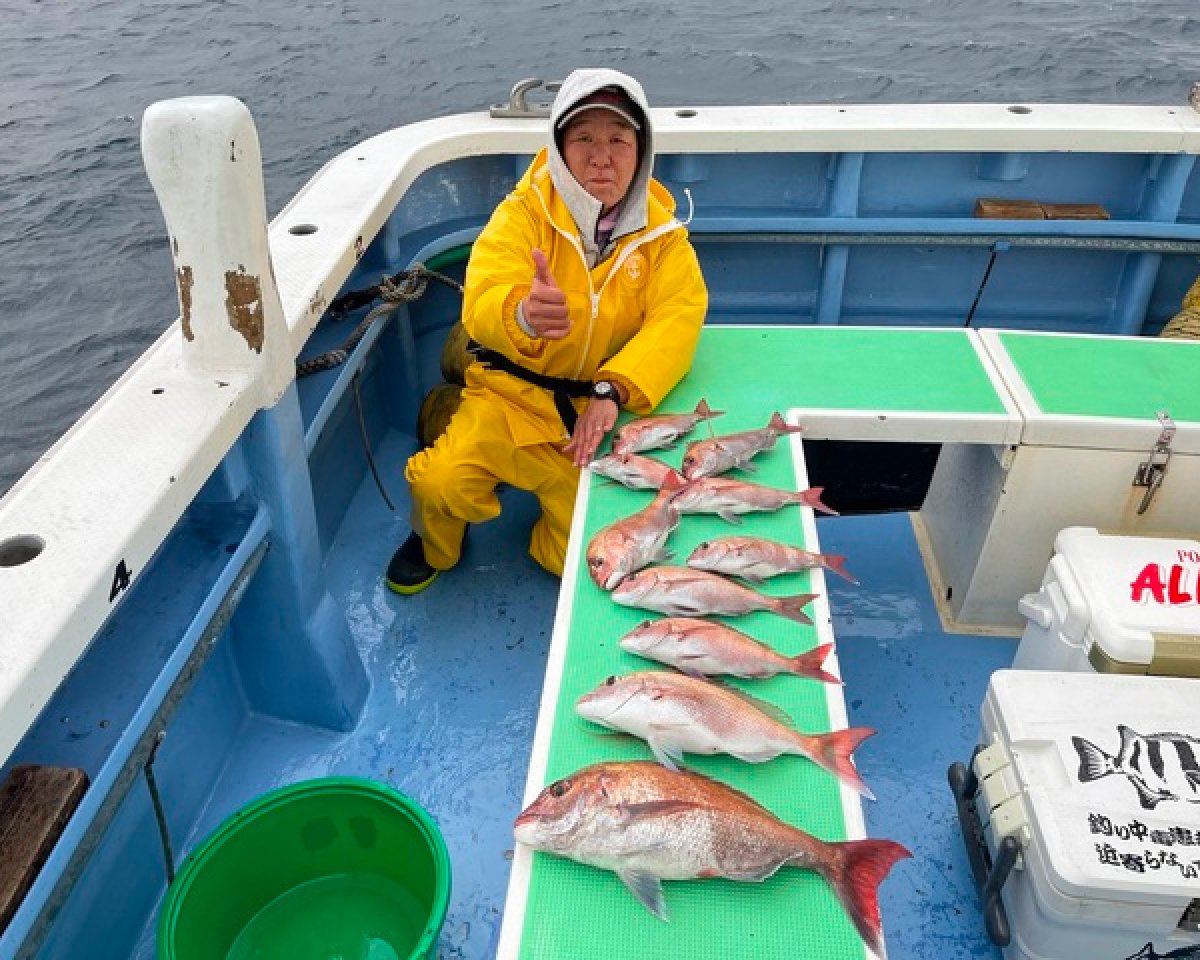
[385,531,439,595]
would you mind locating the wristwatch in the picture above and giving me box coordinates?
[591,380,620,403]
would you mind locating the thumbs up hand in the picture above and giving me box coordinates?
[522,249,571,339]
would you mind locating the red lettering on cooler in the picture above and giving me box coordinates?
[1131,564,1166,604]
[1168,564,1194,604]
[1130,562,1198,606]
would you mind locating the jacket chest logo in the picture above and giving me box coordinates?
[622,252,648,288]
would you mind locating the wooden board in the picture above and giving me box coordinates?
[0,765,88,933]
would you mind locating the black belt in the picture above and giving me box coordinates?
[467,341,592,435]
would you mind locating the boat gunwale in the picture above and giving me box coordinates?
[3,96,1200,773]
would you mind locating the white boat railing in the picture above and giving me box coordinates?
[2,97,1200,765]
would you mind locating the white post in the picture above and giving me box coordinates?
[141,96,292,405]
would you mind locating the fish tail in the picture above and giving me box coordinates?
[695,398,725,420]
[821,554,859,585]
[812,837,912,956]
[773,592,818,625]
[794,486,840,516]
[768,411,806,435]
[788,643,842,685]
[1072,735,1116,782]
[661,468,687,493]
[800,726,877,799]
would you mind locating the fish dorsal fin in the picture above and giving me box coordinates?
[616,869,669,921]
[707,679,795,727]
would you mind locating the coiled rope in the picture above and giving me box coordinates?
[296,264,463,377]
[1160,273,1200,339]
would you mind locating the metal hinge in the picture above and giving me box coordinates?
[1133,410,1176,515]
[490,78,561,118]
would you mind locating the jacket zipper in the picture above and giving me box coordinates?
[534,185,684,380]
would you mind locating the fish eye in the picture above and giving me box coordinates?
[550,779,570,798]
[638,619,651,629]
[589,556,603,568]
[697,541,709,549]
[604,675,616,686]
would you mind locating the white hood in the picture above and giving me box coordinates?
[548,68,655,264]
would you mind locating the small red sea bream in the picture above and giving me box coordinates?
[671,476,838,523]
[619,616,841,683]
[586,471,686,590]
[687,535,859,584]
[513,760,910,955]
[588,452,675,491]
[611,398,725,457]
[680,411,804,479]
[611,565,817,624]
[576,670,874,797]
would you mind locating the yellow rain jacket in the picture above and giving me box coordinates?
[461,151,708,442]
[406,68,708,575]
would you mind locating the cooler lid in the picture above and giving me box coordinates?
[984,670,1200,906]
[1052,526,1200,670]
[978,329,1200,454]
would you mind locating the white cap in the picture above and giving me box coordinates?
[556,88,642,131]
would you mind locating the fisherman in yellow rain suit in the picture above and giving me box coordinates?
[386,68,709,593]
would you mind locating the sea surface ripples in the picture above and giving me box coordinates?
[1,0,1195,494]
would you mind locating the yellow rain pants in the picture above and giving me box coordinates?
[405,384,580,575]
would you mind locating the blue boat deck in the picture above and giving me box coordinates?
[125,425,1016,960]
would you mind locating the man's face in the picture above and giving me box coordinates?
[561,111,638,212]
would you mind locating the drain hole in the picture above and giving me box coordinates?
[0,535,46,567]
[289,223,319,236]
[675,109,698,118]
[1007,105,1032,115]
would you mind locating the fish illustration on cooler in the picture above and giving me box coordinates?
[1072,724,1200,810]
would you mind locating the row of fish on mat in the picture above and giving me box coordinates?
[514,400,911,956]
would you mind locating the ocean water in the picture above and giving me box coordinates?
[1,0,1197,496]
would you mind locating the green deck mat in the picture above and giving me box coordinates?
[691,326,1007,415]
[517,327,1003,958]
[998,332,1200,422]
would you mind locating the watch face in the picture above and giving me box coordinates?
[593,381,616,400]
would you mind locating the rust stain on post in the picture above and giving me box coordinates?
[224,268,265,353]
[176,265,194,341]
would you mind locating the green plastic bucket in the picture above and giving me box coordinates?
[157,777,451,960]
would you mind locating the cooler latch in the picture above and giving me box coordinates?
[1133,410,1176,515]
[973,742,1032,850]
[948,741,1031,947]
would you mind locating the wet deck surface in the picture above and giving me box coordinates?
[159,430,1013,960]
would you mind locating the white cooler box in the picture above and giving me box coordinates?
[970,670,1200,960]
[1015,527,1200,676]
